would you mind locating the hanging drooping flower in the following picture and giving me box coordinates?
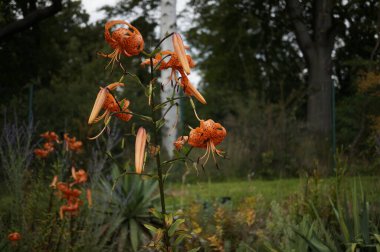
[135,127,147,174]
[88,82,132,125]
[56,182,83,219]
[141,33,207,104]
[51,167,91,219]
[88,82,133,139]
[59,198,82,220]
[34,131,60,158]
[43,142,55,152]
[71,167,88,185]
[56,182,82,200]
[34,148,50,158]
[40,131,60,143]
[64,134,83,152]
[99,20,144,68]
[188,120,227,166]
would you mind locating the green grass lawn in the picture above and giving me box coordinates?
[165,176,380,209]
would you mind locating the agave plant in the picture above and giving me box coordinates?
[92,164,159,252]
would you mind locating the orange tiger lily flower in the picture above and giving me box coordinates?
[88,83,132,139]
[188,119,227,166]
[8,232,21,245]
[64,134,83,152]
[40,131,60,143]
[141,50,206,104]
[34,139,56,158]
[59,198,82,219]
[99,20,144,68]
[71,167,88,185]
[88,82,132,125]
[43,142,55,152]
[113,98,133,122]
[135,127,147,174]
[56,182,82,200]
[34,148,50,158]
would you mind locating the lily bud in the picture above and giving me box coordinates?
[135,127,147,174]
[86,188,93,208]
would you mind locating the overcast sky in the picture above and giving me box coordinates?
[82,0,190,23]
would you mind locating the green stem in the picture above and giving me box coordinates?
[70,216,74,251]
[149,56,171,250]
[154,32,175,51]
[161,147,195,166]
[154,96,187,110]
[153,54,172,71]
[55,218,66,251]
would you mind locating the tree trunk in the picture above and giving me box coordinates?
[160,0,177,157]
[286,0,335,169]
[307,49,333,137]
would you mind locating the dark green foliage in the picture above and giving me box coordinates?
[93,164,159,251]
[187,0,304,119]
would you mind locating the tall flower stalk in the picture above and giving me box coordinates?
[89,21,227,251]
[148,55,170,248]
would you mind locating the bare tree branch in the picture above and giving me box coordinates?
[0,0,62,41]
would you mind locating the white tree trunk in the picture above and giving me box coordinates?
[160,0,177,157]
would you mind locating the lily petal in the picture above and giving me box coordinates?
[182,76,207,104]
[49,175,58,189]
[173,33,191,75]
[106,82,124,91]
[88,88,107,124]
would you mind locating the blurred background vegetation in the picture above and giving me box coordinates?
[1,0,380,179]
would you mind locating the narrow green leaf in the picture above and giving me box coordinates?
[144,224,157,233]
[149,208,163,219]
[168,218,185,237]
[188,248,201,252]
[329,197,350,243]
[348,243,357,252]
[374,234,380,244]
[375,244,380,252]
[293,229,332,252]
[130,219,139,251]
[173,234,187,246]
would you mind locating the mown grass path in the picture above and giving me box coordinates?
[166,176,380,209]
